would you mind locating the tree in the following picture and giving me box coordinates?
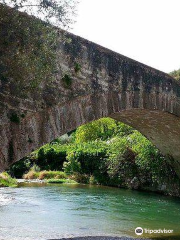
[170,69,180,81]
[75,118,133,143]
[0,1,78,96]
[0,0,78,28]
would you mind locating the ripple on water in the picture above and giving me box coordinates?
[0,184,180,240]
[0,193,13,206]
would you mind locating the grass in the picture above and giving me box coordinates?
[0,172,17,187]
[23,170,67,180]
[46,178,78,184]
[23,170,39,179]
[23,170,78,184]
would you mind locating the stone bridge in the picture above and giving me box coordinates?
[1,4,180,176]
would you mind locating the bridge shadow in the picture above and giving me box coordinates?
[48,237,151,240]
[48,235,180,240]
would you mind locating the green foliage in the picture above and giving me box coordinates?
[75,118,133,143]
[21,113,25,118]
[63,152,82,174]
[63,141,109,184]
[8,158,32,178]
[64,121,179,188]
[47,178,77,184]
[0,172,17,187]
[1,0,78,28]
[74,62,81,73]
[37,144,68,171]
[10,113,20,124]
[50,134,73,145]
[106,138,137,186]
[39,170,67,180]
[28,138,33,143]
[0,6,58,96]
[69,173,90,184]
[116,121,134,136]
[128,131,175,183]
[31,164,41,172]
[62,74,72,88]
[9,117,180,193]
[170,69,180,81]
[89,175,98,185]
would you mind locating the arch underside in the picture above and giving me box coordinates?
[111,109,180,176]
[1,100,180,178]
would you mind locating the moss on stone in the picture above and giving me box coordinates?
[74,62,81,73]
[62,74,72,88]
[10,113,20,124]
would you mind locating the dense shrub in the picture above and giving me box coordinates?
[69,173,90,184]
[37,145,68,171]
[106,138,137,187]
[0,172,17,187]
[128,131,178,184]
[8,158,32,178]
[63,152,82,174]
[63,141,109,184]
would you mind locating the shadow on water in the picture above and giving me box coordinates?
[150,236,180,240]
[48,236,180,240]
[48,237,144,240]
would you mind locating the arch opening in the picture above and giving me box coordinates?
[2,106,180,178]
[6,113,180,197]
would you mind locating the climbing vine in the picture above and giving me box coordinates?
[0,5,58,97]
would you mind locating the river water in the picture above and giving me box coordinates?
[0,183,180,240]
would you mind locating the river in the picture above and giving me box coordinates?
[0,183,180,240]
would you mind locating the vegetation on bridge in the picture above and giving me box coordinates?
[170,68,180,81]
[0,0,78,28]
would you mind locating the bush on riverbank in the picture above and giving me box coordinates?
[61,131,180,193]
[0,172,17,187]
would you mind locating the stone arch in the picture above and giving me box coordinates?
[1,92,180,176]
[1,4,180,176]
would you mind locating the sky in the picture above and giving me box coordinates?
[71,0,180,73]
